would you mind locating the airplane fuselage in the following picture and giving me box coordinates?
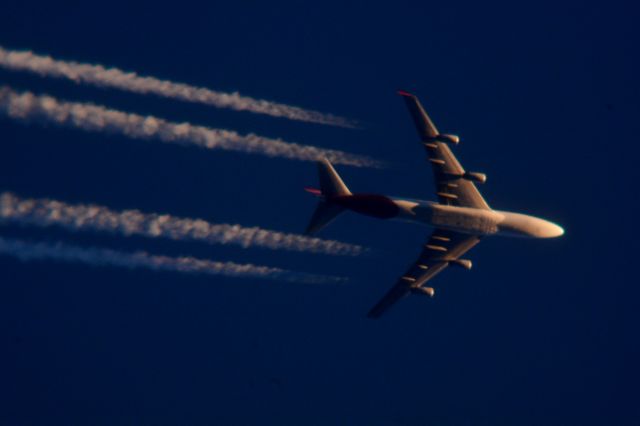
[329,193,564,239]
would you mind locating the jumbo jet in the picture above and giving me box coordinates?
[305,91,564,318]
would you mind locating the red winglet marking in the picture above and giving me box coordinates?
[397,90,414,97]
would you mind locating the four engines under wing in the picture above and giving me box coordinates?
[368,92,487,318]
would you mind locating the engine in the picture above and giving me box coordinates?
[463,172,487,184]
[411,286,435,297]
[434,134,460,144]
[449,259,473,270]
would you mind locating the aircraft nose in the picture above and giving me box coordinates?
[498,212,565,238]
[537,220,565,238]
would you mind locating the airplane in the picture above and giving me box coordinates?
[304,90,564,319]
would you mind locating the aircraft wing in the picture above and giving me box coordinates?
[398,91,490,210]
[367,229,480,318]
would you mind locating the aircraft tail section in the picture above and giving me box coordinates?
[305,158,351,235]
[318,158,351,197]
[305,201,345,235]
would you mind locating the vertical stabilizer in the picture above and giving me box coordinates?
[318,158,351,197]
[305,158,351,234]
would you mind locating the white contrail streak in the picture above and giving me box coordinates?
[0,236,344,284]
[0,87,380,167]
[0,192,365,256]
[0,46,356,128]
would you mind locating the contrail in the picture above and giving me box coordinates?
[0,236,344,284]
[0,46,356,128]
[0,87,380,167]
[0,192,365,256]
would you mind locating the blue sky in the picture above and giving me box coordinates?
[0,1,638,424]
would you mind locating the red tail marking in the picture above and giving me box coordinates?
[304,187,322,196]
[397,89,414,97]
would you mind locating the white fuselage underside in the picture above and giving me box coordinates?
[392,198,564,239]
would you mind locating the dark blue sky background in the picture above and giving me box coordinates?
[1,1,638,424]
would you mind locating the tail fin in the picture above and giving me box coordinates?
[305,158,351,235]
[318,158,351,197]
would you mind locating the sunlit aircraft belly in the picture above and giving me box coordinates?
[329,194,563,239]
[391,197,564,238]
[392,199,501,235]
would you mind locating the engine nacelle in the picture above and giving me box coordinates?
[411,286,435,297]
[434,134,460,145]
[450,259,472,270]
[463,172,487,184]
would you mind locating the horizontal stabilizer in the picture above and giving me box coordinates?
[305,201,345,235]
